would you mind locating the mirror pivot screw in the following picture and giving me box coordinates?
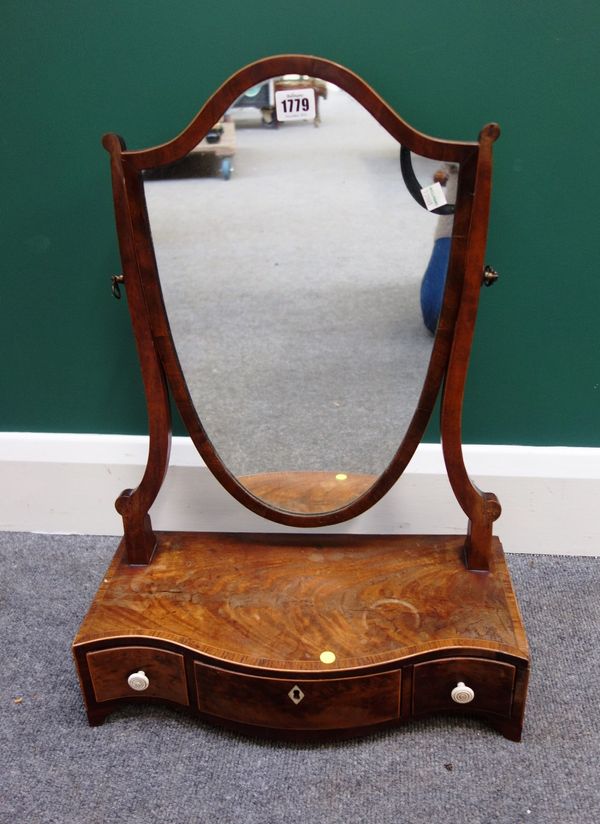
[111,274,125,299]
[482,265,499,287]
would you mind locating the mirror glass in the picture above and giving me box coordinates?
[143,77,458,514]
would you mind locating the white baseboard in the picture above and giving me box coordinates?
[1,433,599,556]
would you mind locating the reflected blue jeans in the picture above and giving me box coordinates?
[420,236,451,334]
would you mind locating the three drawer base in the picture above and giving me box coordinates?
[73,640,528,742]
[72,532,530,741]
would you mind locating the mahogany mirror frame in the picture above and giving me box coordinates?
[103,54,501,568]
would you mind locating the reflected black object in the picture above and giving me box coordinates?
[206,125,224,144]
[400,146,455,216]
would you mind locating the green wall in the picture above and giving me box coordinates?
[1,0,599,445]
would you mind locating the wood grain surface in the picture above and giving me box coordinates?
[87,645,188,704]
[195,664,401,729]
[412,656,515,717]
[74,532,528,669]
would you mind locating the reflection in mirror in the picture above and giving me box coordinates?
[144,78,458,514]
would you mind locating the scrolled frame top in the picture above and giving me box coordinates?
[110,54,488,170]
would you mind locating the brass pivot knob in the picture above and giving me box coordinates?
[127,670,150,691]
[451,681,475,704]
[483,265,499,287]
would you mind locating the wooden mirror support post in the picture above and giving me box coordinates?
[73,56,529,741]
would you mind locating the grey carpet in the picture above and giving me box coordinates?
[1,531,598,823]
[145,85,444,477]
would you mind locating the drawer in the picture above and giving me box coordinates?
[87,646,189,705]
[195,663,400,730]
[412,657,516,718]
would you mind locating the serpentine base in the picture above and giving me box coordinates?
[73,532,529,741]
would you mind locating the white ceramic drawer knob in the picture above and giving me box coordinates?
[451,681,475,704]
[127,670,150,691]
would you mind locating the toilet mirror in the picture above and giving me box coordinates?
[80,59,524,744]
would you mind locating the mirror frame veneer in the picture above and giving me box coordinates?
[103,54,500,564]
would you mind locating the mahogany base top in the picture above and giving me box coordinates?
[74,531,528,670]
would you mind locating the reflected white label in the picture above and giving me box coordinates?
[420,181,447,211]
[275,88,316,121]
